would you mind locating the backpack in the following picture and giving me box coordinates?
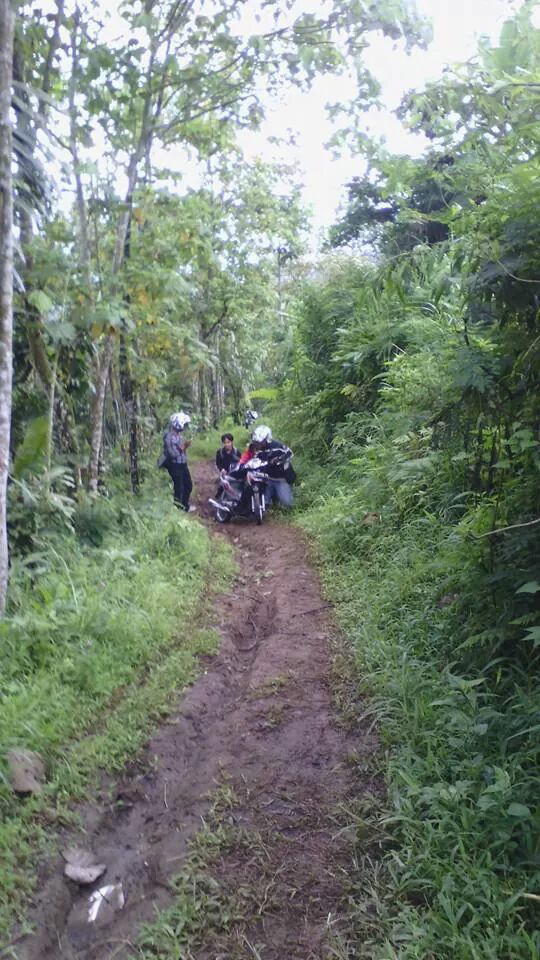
[157,432,169,469]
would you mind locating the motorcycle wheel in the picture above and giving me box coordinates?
[215,501,232,524]
[252,489,264,525]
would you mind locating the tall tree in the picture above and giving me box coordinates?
[0,0,14,613]
[69,0,428,488]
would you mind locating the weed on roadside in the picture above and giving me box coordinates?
[136,785,275,960]
[296,493,540,959]
[0,495,234,944]
[247,673,291,700]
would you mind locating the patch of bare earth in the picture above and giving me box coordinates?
[12,460,378,960]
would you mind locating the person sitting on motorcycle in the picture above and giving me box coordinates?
[215,433,241,497]
[238,440,258,466]
[216,433,241,473]
[223,440,257,508]
[249,424,295,508]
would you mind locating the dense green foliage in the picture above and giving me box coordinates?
[4,1,540,956]
[277,11,540,954]
[7,0,428,509]
[1,0,431,942]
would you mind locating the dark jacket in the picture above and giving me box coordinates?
[260,440,296,483]
[216,446,241,472]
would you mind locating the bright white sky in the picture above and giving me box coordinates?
[59,0,530,243]
[235,0,524,239]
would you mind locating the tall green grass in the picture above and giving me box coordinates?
[295,469,540,959]
[0,488,234,942]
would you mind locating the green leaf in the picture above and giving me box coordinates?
[27,290,53,314]
[524,626,540,646]
[516,581,540,595]
[506,803,531,819]
[13,416,49,480]
[46,320,77,344]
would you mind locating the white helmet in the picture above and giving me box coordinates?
[252,424,272,444]
[170,411,191,430]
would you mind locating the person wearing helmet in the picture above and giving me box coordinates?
[244,409,259,429]
[248,424,296,507]
[164,411,193,511]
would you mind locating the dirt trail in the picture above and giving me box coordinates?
[14,461,377,960]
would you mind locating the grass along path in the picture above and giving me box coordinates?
[1,489,233,951]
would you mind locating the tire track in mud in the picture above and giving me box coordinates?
[14,460,378,960]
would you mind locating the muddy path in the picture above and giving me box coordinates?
[14,460,378,960]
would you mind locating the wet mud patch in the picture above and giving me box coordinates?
[11,459,378,960]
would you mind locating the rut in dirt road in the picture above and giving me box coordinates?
[15,460,378,960]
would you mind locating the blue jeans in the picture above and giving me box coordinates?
[264,478,294,507]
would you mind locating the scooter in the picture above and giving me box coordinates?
[209,456,267,525]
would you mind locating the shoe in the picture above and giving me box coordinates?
[188,505,197,513]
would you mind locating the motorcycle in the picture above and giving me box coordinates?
[208,448,292,526]
[244,409,259,429]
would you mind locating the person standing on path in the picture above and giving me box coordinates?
[164,412,193,511]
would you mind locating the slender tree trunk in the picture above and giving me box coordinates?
[109,365,124,446]
[210,363,224,426]
[86,26,168,492]
[0,0,14,614]
[198,368,212,429]
[87,152,141,493]
[88,336,114,493]
[68,5,115,495]
[118,211,140,493]
[191,372,200,415]
[69,7,91,285]
[45,353,58,488]
[119,333,140,493]
[216,368,225,422]
[209,332,224,425]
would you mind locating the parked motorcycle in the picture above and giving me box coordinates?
[208,448,291,525]
[244,409,259,429]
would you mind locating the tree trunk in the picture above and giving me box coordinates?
[209,332,224,425]
[26,317,81,481]
[119,333,140,493]
[86,151,141,493]
[108,364,124,447]
[210,364,224,426]
[0,0,14,614]
[69,6,91,284]
[191,372,200,415]
[198,367,212,429]
[88,336,113,493]
[86,18,177,491]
